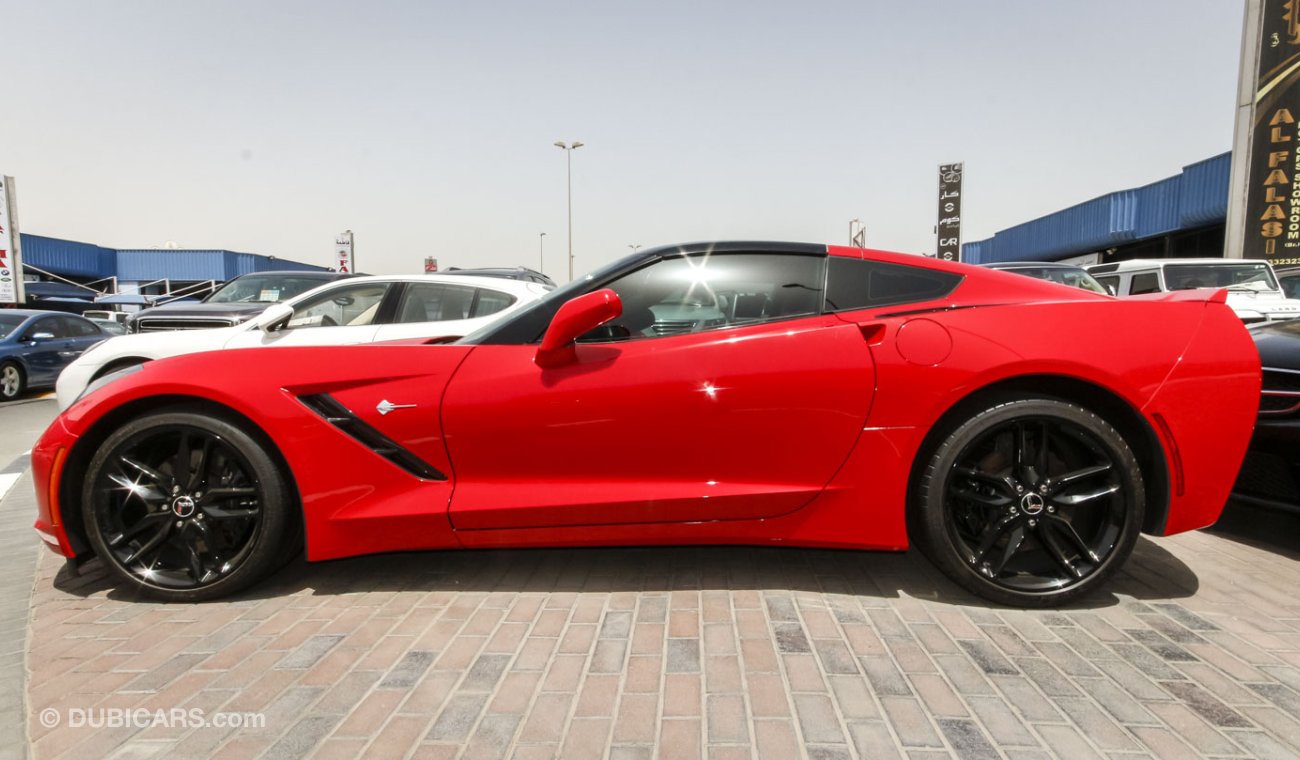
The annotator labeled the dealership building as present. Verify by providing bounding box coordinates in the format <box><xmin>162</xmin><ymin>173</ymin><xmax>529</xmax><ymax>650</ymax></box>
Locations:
<box><xmin>14</xmin><ymin>233</ymin><xmax>329</xmax><ymax>310</ymax></box>
<box><xmin>961</xmin><ymin>152</ymin><xmax>1232</xmax><ymax>267</ymax></box>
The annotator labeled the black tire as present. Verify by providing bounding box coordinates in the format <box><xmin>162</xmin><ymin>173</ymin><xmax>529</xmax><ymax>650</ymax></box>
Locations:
<box><xmin>914</xmin><ymin>397</ymin><xmax>1144</xmax><ymax>608</ymax></box>
<box><xmin>0</xmin><ymin>362</ymin><xmax>25</xmax><ymax>401</ymax></box>
<box><xmin>82</xmin><ymin>410</ymin><xmax>291</xmax><ymax>601</ymax></box>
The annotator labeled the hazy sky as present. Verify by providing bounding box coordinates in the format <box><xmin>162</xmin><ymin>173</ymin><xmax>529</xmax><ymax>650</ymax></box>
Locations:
<box><xmin>2</xmin><ymin>1</ymin><xmax>1244</xmax><ymax>278</ymax></box>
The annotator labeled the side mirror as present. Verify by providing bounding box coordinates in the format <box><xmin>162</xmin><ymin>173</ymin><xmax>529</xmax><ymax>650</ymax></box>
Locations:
<box><xmin>28</xmin><ymin>332</ymin><xmax>55</xmax><ymax>343</ymax></box>
<box><xmin>255</xmin><ymin>303</ymin><xmax>294</xmax><ymax>333</ymax></box>
<box><xmin>535</xmin><ymin>289</ymin><xmax>622</xmax><ymax>368</ymax></box>
<box><xmin>1105</xmin><ymin>284</ymin><xmax>1116</xmax><ymax>296</ymax></box>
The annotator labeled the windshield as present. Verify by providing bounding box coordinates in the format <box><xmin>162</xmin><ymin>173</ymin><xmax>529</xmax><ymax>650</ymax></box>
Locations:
<box><xmin>1164</xmin><ymin>263</ymin><xmax>1279</xmax><ymax>292</ymax></box>
<box><xmin>1005</xmin><ymin>266</ymin><xmax>1108</xmax><ymax>294</ymax></box>
<box><xmin>205</xmin><ymin>275</ymin><xmax>331</xmax><ymax>304</ymax></box>
<box><xmin>0</xmin><ymin>314</ymin><xmax>25</xmax><ymax>340</ymax></box>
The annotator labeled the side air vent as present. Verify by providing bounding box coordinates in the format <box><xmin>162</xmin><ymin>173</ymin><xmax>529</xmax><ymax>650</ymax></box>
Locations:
<box><xmin>298</xmin><ymin>394</ymin><xmax>448</xmax><ymax>481</ymax></box>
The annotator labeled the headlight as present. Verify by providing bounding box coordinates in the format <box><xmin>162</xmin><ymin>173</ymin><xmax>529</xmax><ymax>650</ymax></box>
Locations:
<box><xmin>77</xmin><ymin>363</ymin><xmax>145</xmax><ymax>404</ymax></box>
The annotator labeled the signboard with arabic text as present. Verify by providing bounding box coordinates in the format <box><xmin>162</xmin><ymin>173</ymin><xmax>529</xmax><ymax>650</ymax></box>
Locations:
<box><xmin>0</xmin><ymin>176</ymin><xmax>23</xmax><ymax>305</ymax></box>
<box><xmin>935</xmin><ymin>163</ymin><xmax>963</xmax><ymax>261</ymax></box>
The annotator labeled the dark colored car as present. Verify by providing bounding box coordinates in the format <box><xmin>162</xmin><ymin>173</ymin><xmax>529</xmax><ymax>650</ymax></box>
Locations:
<box><xmin>442</xmin><ymin>266</ymin><xmax>556</xmax><ymax>289</ymax></box>
<box><xmin>1277</xmin><ymin>266</ymin><xmax>1300</xmax><ymax>300</ymax></box>
<box><xmin>984</xmin><ymin>261</ymin><xmax>1111</xmax><ymax>294</ymax></box>
<box><xmin>126</xmin><ymin>271</ymin><xmax>349</xmax><ymax>333</ymax></box>
<box><xmin>1232</xmin><ymin>319</ymin><xmax>1300</xmax><ymax>512</ymax></box>
<box><xmin>0</xmin><ymin>310</ymin><xmax>106</xmax><ymax>401</ymax></box>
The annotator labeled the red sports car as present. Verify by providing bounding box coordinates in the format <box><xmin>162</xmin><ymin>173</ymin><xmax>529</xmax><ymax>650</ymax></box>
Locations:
<box><xmin>31</xmin><ymin>242</ymin><xmax>1260</xmax><ymax>607</ymax></box>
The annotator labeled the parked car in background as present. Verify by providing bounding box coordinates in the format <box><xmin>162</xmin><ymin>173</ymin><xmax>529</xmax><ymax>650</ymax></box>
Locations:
<box><xmin>1087</xmin><ymin>258</ymin><xmax>1300</xmax><ymax>324</ymax></box>
<box><xmin>983</xmin><ymin>261</ymin><xmax>1111</xmax><ymax>294</ymax></box>
<box><xmin>57</xmin><ymin>273</ymin><xmax>548</xmax><ymax>409</ymax></box>
<box><xmin>441</xmin><ymin>266</ymin><xmax>556</xmax><ymax>288</ymax></box>
<box><xmin>125</xmin><ymin>270</ymin><xmax>349</xmax><ymax>333</ymax></box>
<box><xmin>33</xmin><ymin>242</ymin><xmax>1259</xmax><ymax>607</ymax></box>
<box><xmin>1232</xmin><ymin>318</ymin><xmax>1300</xmax><ymax>512</ymax></box>
<box><xmin>88</xmin><ymin>318</ymin><xmax>127</xmax><ymax>336</ymax></box>
<box><xmin>0</xmin><ymin>310</ymin><xmax>106</xmax><ymax>401</ymax></box>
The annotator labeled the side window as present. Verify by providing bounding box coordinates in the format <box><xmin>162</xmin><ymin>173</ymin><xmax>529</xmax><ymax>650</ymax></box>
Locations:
<box><xmin>1130</xmin><ymin>272</ymin><xmax>1161</xmax><ymax>295</ymax></box>
<box><xmin>395</xmin><ymin>283</ymin><xmax>481</xmax><ymax>323</ymax></box>
<box><xmin>29</xmin><ymin>317</ymin><xmax>67</xmax><ymax>339</ymax></box>
<box><xmin>1281</xmin><ymin>275</ymin><xmax>1300</xmax><ymax>299</ymax></box>
<box><xmin>580</xmin><ymin>253</ymin><xmax>825</xmax><ymax>342</ymax></box>
<box><xmin>824</xmin><ymin>257</ymin><xmax>963</xmax><ymax>312</ymax></box>
<box><xmin>471</xmin><ymin>289</ymin><xmax>517</xmax><ymax>318</ymax></box>
<box><xmin>1094</xmin><ymin>275</ymin><xmax>1120</xmax><ymax>293</ymax></box>
<box><xmin>61</xmin><ymin>317</ymin><xmax>100</xmax><ymax>337</ymax></box>
<box><xmin>287</xmin><ymin>282</ymin><xmax>389</xmax><ymax>329</ymax></box>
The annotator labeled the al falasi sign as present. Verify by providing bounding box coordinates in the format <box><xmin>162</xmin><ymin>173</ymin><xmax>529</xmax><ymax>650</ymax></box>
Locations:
<box><xmin>1245</xmin><ymin>0</ymin><xmax>1300</xmax><ymax>264</ymax></box>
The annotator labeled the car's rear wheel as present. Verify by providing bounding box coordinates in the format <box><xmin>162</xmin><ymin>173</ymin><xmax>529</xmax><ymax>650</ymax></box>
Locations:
<box><xmin>914</xmin><ymin>397</ymin><xmax>1144</xmax><ymax>607</ymax></box>
<box><xmin>82</xmin><ymin>410</ymin><xmax>291</xmax><ymax>601</ymax></box>
<box><xmin>0</xmin><ymin>362</ymin><xmax>25</xmax><ymax>401</ymax></box>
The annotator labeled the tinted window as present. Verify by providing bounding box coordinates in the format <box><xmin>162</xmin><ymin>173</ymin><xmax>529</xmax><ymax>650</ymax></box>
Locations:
<box><xmin>395</xmin><ymin>283</ymin><xmax>483</xmax><ymax>323</ymax></box>
<box><xmin>0</xmin><ymin>315</ymin><xmax>24</xmax><ymax>340</ymax></box>
<box><xmin>1282</xmin><ymin>274</ymin><xmax>1300</xmax><ymax>299</ymax></box>
<box><xmin>1130</xmin><ymin>273</ymin><xmax>1161</xmax><ymax>295</ymax></box>
<box><xmin>825</xmin><ymin>257</ymin><xmax>962</xmax><ymax>312</ymax></box>
<box><xmin>581</xmin><ymin>253</ymin><xmax>825</xmax><ymax>342</ymax></box>
<box><xmin>28</xmin><ymin>317</ymin><xmax>67</xmax><ymax>339</ymax></box>
<box><xmin>60</xmin><ymin>316</ymin><xmax>101</xmax><ymax>337</ymax></box>
<box><xmin>1095</xmin><ymin>275</ymin><xmax>1119</xmax><ymax>293</ymax></box>
<box><xmin>472</xmin><ymin>289</ymin><xmax>517</xmax><ymax>318</ymax></box>
<box><xmin>287</xmin><ymin>282</ymin><xmax>389</xmax><ymax>328</ymax></box>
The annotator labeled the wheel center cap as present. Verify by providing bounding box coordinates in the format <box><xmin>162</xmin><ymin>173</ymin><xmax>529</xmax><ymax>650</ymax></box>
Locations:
<box><xmin>172</xmin><ymin>495</ymin><xmax>197</xmax><ymax>519</ymax></box>
<box><xmin>1020</xmin><ymin>492</ymin><xmax>1045</xmax><ymax>516</ymax></box>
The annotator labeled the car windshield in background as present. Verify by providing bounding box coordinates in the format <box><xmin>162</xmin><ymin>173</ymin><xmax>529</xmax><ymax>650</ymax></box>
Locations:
<box><xmin>0</xmin><ymin>314</ymin><xmax>24</xmax><ymax>340</ymax></box>
<box><xmin>1164</xmin><ymin>263</ymin><xmax>1279</xmax><ymax>291</ymax></box>
<box><xmin>205</xmin><ymin>276</ymin><xmax>331</xmax><ymax>304</ymax></box>
<box><xmin>1008</xmin><ymin>266</ymin><xmax>1108</xmax><ymax>294</ymax></box>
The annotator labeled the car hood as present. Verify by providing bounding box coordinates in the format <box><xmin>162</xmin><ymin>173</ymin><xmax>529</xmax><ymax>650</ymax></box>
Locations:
<box><xmin>1250</xmin><ymin>319</ymin><xmax>1300</xmax><ymax>369</ymax></box>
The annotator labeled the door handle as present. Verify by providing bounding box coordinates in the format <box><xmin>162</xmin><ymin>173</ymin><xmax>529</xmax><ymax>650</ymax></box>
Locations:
<box><xmin>858</xmin><ymin>323</ymin><xmax>885</xmax><ymax>344</ymax></box>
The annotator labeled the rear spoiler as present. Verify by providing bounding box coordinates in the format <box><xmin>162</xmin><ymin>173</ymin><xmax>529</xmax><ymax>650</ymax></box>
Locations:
<box><xmin>1126</xmin><ymin>288</ymin><xmax>1229</xmax><ymax>305</ymax></box>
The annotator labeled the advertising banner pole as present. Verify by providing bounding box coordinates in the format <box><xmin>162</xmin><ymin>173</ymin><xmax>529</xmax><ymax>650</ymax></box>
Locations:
<box><xmin>0</xmin><ymin>176</ymin><xmax>25</xmax><ymax>306</ymax></box>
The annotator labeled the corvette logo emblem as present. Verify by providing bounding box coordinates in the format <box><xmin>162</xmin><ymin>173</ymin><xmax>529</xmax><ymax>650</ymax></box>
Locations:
<box><xmin>376</xmin><ymin>399</ymin><xmax>416</xmax><ymax>416</ymax></box>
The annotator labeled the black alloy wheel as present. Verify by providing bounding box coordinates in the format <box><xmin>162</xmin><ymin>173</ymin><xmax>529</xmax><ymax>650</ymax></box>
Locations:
<box><xmin>82</xmin><ymin>410</ymin><xmax>291</xmax><ymax>601</ymax></box>
<box><xmin>915</xmin><ymin>397</ymin><xmax>1144</xmax><ymax>607</ymax></box>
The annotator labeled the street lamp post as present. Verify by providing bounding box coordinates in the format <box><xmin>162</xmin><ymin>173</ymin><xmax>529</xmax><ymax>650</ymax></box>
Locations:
<box><xmin>628</xmin><ymin>244</ymin><xmax>641</xmax><ymax>254</ymax></box>
<box><xmin>539</xmin><ymin>232</ymin><xmax>546</xmax><ymax>274</ymax></box>
<box><xmin>554</xmin><ymin>140</ymin><xmax>584</xmax><ymax>282</ymax></box>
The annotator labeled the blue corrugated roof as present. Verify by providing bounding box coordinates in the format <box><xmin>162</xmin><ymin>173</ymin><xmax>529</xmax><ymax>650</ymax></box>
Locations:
<box><xmin>17</xmin><ymin>234</ymin><xmax>330</xmax><ymax>281</ymax></box>
<box><xmin>20</xmin><ymin>234</ymin><xmax>116</xmax><ymax>278</ymax></box>
<box><xmin>963</xmin><ymin>152</ymin><xmax>1231</xmax><ymax>264</ymax></box>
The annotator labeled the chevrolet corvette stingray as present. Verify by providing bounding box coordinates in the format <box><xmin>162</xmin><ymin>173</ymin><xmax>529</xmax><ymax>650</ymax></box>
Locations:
<box><xmin>31</xmin><ymin>242</ymin><xmax>1260</xmax><ymax>607</ymax></box>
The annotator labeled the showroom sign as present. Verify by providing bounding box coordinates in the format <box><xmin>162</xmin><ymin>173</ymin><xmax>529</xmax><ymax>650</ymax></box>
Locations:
<box><xmin>0</xmin><ymin>175</ymin><xmax>24</xmax><ymax>306</ymax></box>
<box><xmin>335</xmin><ymin>230</ymin><xmax>354</xmax><ymax>273</ymax></box>
<box><xmin>935</xmin><ymin>163</ymin><xmax>963</xmax><ymax>261</ymax></box>
<box><xmin>1229</xmin><ymin>0</ymin><xmax>1300</xmax><ymax>264</ymax></box>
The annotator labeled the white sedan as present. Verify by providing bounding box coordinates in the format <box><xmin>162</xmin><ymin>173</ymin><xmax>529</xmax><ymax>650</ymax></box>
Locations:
<box><xmin>57</xmin><ymin>273</ymin><xmax>547</xmax><ymax>409</ymax></box>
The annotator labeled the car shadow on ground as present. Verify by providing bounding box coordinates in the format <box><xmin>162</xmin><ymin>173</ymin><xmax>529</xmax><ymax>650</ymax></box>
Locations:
<box><xmin>52</xmin><ymin>535</ymin><xmax>1198</xmax><ymax>611</ymax></box>
<box><xmin>1209</xmin><ymin>498</ymin><xmax>1300</xmax><ymax>560</ymax></box>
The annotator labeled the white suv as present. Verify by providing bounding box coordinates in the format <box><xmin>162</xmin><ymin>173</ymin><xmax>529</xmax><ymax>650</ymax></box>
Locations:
<box><xmin>57</xmin><ymin>273</ymin><xmax>547</xmax><ymax>409</ymax></box>
<box><xmin>1086</xmin><ymin>258</ymin><xmax>1300</xmax><ymax>324</ymax></box>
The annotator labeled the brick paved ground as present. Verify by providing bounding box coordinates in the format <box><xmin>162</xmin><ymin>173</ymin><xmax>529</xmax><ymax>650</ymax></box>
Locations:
<box><xmin>19</xmin><ymin>498</ymin><xmax>1300</xmax><ymax>759</ymax></box>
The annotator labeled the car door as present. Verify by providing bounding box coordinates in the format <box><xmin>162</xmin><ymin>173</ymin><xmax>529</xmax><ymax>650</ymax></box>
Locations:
<box><xmin>441</xmin><ymin>251</ymin><xmax>878</xmax><ymax>531</ymax></box>
<box><xmin>373</xmin><ymin>282</ymin><xmax>520</xmax><ymax>341</ymax></box>
<box><xmin>58</xmin><ymin>316</ymin><xmax>106</xmax><ymax>366</ymax></box>
<box><xmin>223</xmin><ymin>280</ymin><xmax>390</xmax><ymax>350</ymax></box>
<box><xmin>20</xmin><ymin>316</ymin><xmax>70</xmax><ymax>386</ymax></box>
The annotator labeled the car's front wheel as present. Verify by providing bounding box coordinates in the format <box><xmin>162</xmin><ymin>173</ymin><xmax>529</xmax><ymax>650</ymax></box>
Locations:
<box><xmin>82</xmin><ymin>410</ymin><xmax>292</xmax><ymax>601</ymax></box>
<box><xmin>914</xmin><ymin>397</ymin><xmax>1144</xmax><ymax>607</ymax></box>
